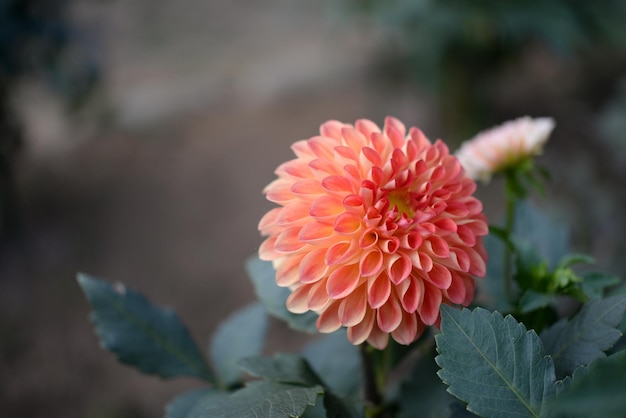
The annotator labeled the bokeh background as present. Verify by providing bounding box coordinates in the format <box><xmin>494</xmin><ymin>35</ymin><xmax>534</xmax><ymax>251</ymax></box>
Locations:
<box><xmin>1</xmin><ymin>1</ymin><xmax>626</xmax><ymax>417</ymax></box>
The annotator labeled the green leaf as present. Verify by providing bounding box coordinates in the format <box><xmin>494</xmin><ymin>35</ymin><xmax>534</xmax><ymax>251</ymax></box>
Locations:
<box><xmin>513</xmin><ymin>241</ymin><xmax>549</xmax><ymax>292</ymax></box>
<box><xmin>165</xmin><ymin>388</ymin><xmax>227</xmax><ymax>418</ymax></box>
<box><xmin>238</xmin><ymin>353</ymin><xmax>322</xmax><ymax>386</ymax></box>
<box><xmin>555</xmin><ymin>254</ymin><xmax>595</xmax><ymax>270</ymax></box>
<box><xmin>202</xmin><ymin>381</ymin><xmax>323</xmax><ymax>418</ymax></box>
<box><xmin>580</xmin><ymin>271</ymin><xmax>620</xmax><ymax>299</ymax></box>
<box><xmin>77</xmin><ymin>273</ymin><xmax>214</xmax><ymax>383</ymax></box>
<box><xmin>300</xmin><ymin>400</ymin><xmax>327</xmax><ymax>418</ymax></box>
<box><xmin>435</xmin><ymin>305</ymin><xmax>557</xmax><ymax>418</ymax></box>
<box><xmin>302</xmin><ymin>330</ymin><xmax>363</xmax><ymax>397</ymax></box>
<box><xmin>519</xmin><ymin>290</ymin><xmax>555</xmax><ymax>314</ymax></box>
<box><xmin>540</xmin><ymin>294</ymin><xmax>626</xmax><ymax>378</ymax></box>
<box><xmin>210</xmin><ymin>303</ymin><xmax>268</xmax><ymax>387</ymax></box>
<box><xmin>513</xmin><ymin>201</ymin><xmax>569</xmax><ymax>269</ymax></box>
<box><xmin>549</xmin><ymin>350</ymin><xmax>626</xmax><ymax>417</ymax></box>
<box><xmin>399</xmin><ymin>349</ymin><xmax>459</xmax><ymax>418</ymax></box>
<box><xmin>245</xmin><ymin>256</ymin><xmax>319</xmax><ymax>333</ymax></box>
<box><xmin>482</xmin><ymin>233</ymin><xmax>513</xmax><ymax>312</ymax></box>
<box><xmin>322</xmin><ymin>392</ymin><xmax>364</xmax><ymax>418</ymax></box>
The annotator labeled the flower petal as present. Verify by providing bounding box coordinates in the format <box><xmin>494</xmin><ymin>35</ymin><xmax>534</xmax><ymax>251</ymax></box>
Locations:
<box><xmin>347</xmin><ymin>308</ymin><xmax>375</xmax><ymax>345</ymax></box>
<box><xmin>286</xmin><ymin>285</ymin><xmax>311</xmax><ymax>313</ymax></box>
<box><xmin>320</xmin><ymin>120</ymin><xmax>345</xmax><ymax>141</ymax></box>
<box><xmin>377</xmin><ymin>296</ymin><xmax>402</xmax><ymax>333</ymax></box>
<box><xmin>308</xmin><ymin>280</ymin><xmax>330</xmax><ymax>310</ymax></box>
<box><xmin>276</xmin><ymin>254</ymin><xmax>304</xmax><ymax>286</ymax></box>
<box><xmin>326</xmin><ymin>264</ymin><xmax>361</xmax><ymax>299</ymax></box>
<box><xmin>366</xmin><ymin>322</ymin><xmax>389</xmax><ymax>350</ymax></box>
<box><xmin>338</xmin><ymin>286</ymin><xmax>367</xmax><ymax>327</ymax></box>
<box><xmin>445</xmin><ymin>270</ymin><xmax>467</xmax><ymax>305</ymax></box>
<box><xmin>334</xmin><ymin>211</ymin><xmax>362</xmax><ymax>234</ymax></box>
<box><xmin>275</xmin><ymin>227</ymin><xmax>307</xmax><ymax>253</ymax></box>
<box><xmin>400</xmin><ymin>275</ymin><xmax>424</xmax><ymax>314</ymax></box>
<box><xmin>258</xmin><ymin>237</ymin><xmax>280</xmax><ymax>260</ymax></box>
<box><xmin>388</xmin><ymin>252</ymin><xmax>412</xmax><ymax>284</ymax></box>
<box><xmin>299</xmin><ymin>248</ymin><xmax>328</xmax><ymax>284</ymax></box>
<box><xmin>317</xmin><ymin>301</ymin><xmax>342</xmax><ymax>333</ymax></box>
<box><xmin>310</xmin><ymin>196</ymin><xmax>344</xmax><ymax>219</ymax></box>
<box><xmin>359</xmin><ymin>248</ymin><xmax>383</xmax><ymax>277</ymax></box>
<box><xmin>258</xmin><ymin>207</ymin><xmax>281</xmax><ymax>231</ymax></box>
<box><xmin>419</xmin><ymin>280</ymin><xmax>442</xmax><ymax>326</ymax></box>
<box><xmin>322</xmin><ymin>175</ymin><xmax>355</xmax><ymax>193</ymax></box>
<box><xmin>298</xmin><ymin>221</ymin><xmax>334</xmax><ymax>243</ymax></box>
<box><xmin>291</xmin><ymin>179</ymin><xmax>324</xmax><ymax>196</ymax></box>
<box><xmin>391</xmin><ymin>311</ymin><xmax>423</xmax><ymax>345</ymax></box>
<box><xmin>325</xmin><ymin>240</ymin><xmax>359</xmax><ymax>266</ymax></box>
<box><xmin>275</xmin><ymin>203</ymin><xmax>311</xmax><ymax>226</ymax></box>
<box><xmin>425</xmin><ymin>262</ymin><xmax>453</xmax><ymax>289</ymax></box>
<box><xmin>367</xmin><ymin>273</ymin><xmax>391</xmax><ymax>309</ymax></box>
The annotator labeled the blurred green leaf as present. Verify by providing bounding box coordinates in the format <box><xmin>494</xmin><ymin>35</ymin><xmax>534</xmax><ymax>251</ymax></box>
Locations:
<box><xmin>300</xmin><ymin>400</ymin><xmax>327</xmax><ymax>418</ymax></box>
<box><xmin>398</xmin><ymin>349</ymin><xmax>459</xmax><ymax>418</ymax></box>
<box><xmin>301</xmin><ymin>330</ymin><xmax>363</xmax><ymax>397</ymax></box>
<box><xmin>518</xmin><ymin>289</ymin><xmax>555</xmax><ymax>314</ymax></box>
<box><xmin>77</xmin><ymin>273</ymin><xmax>214</xmax><ymax>383</ymax></box>
<box><xmin>580</xmin><ymin>271</ymin><xmax>620</xmax><ymax>299</ymax></box>
<box><xmin>238</xmin><ymin>353</ymin><xmax>322</xmax><ymax>387</ymax></box>
<box><xmin>246</xmin><ymin>256</ymin><xmax>319</xmax><ymax>334</ymax></box>
<box><xmin>209</xmin><ymin>303</ymin><xmax>268</xmax><ymax>387</ymax></box>
<box><xmin>513</xmin><ymin>241</ymin><xmax>549</xmax><ymax>292</ymax></box>
<box><xmin>435</xmin><ymin>306</ymin><xmax>557</xmax><ymax>417</ymax></box>
<box><xmin>322</xmin><ymin>392</ymin><xmax>364</xmax><ymax>418</ymax></box>
<box><xmin>549</xmin><ymin>350</ymin><xmax>626</xmax><ymax>417</ymax></box>
<box><xmin>202</xmin><ymin>381</ymin><xmax>323</xmax><ymax>418</ymax></box>
<box><xmin>165</xmin><ymin>388</ymin><xmax>227</xmax><ymax>418</ymax></box>
<box><xmin>540</xmin><ymin>294</ymin><xmax>626</xmax><ymax>378</ymax></box>
<box><xmin>482</xmin><ymin>233</ymin><xmax>513</xmax><ymax>312</ymax></box>
<box><xmin>513</xmin><ymin>201</ymin><xmax>569</xmax><ymax>270</ymax></box>
<box><xmin>555</xmin><ymin>254</ymin><xmax>595</xmax><ymax>270</ymax></box>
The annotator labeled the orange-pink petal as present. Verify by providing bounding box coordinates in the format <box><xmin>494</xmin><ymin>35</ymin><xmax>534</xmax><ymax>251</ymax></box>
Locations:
<box><xmin>316</xmin><ymin>301</ymin><xmax>342</xmax><ymax>333</ymax></box>
<box><xmin>259</xmin><ymin>116</ymin><xmax>488</xmax><ymax>348</ymax></box>
<box><xmin>338</xmin><ymin>286</ymin><xmax>367</xmax><ymax>327</ymax></box>
<box><xmin>299</xmin><ymin>248</ymin><xmax>328</xmax><ymax>284</ymax></box>
<box><xmin>419</xmin><ymin>280</ymin><xmax>442</xmax><ymax>325</ymax></box>
<box><xmin>377</xmin><ymin>296</ymin><xmax>402</xmax><ymax>333</ymax></box>
<box><xmin>367</xmin><ymin>273</ymin><xmax>391</xmax><ymax>309</ymax></box>
<box><xmin>359</xmin><ymin>248</ymin><xmax>383</xmax><ymax>277</ymax></box>
<box><xmin>326</xmin><ymin>264</ymin><xmax>361</xmax><ymax>299</ymax></box>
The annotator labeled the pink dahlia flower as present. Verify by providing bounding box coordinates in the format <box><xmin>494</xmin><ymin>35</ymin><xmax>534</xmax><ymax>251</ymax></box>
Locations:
<box><xmin>455</xmin><ymin>116</ymin><xmax>555</xmax><ymax>182</ymax></box>
<box><xmin>258</xmin><ymin>117</ymin><xmax>487</xmax><ymax>349</ymax></box>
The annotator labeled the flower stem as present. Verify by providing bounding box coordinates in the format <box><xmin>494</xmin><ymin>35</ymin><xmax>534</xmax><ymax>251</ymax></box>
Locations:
<box><xmin>503</xmin><ymin>174</ymin><xmax>517</xmax><ymax>301</ymax></box>
<box><xmin>361</xmin><ymin>344</ymin><xmax>387</xmax><ymax>417</ymax></box>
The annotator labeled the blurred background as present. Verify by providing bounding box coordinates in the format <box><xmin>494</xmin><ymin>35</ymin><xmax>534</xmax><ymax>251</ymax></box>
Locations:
<box><xmin>1</xmin><ymin>0</ymin><xmax>625</xmax><ymax>417</ymax></box>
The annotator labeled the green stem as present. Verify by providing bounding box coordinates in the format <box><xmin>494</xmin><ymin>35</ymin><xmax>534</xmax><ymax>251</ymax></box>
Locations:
<box><xmin>361</xmin><ymin>344</ymin><xmax>388</xmax><ymax>418</ymax></box>
<box><xmin>503</xmin><ymin>174</ymin><xmax>517</xmax><ymax>301</ymax></box>
<box><xmin>361</xmin><ymin>345</ymin><xmax>382</xmax><ymax>407</ymax></box>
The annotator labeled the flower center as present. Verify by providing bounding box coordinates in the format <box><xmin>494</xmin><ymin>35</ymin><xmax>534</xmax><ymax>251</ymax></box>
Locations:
<box><xmin>387</xmin><ymin>189</ymin><xmax>415</xmax><ymax>219</ymax></box>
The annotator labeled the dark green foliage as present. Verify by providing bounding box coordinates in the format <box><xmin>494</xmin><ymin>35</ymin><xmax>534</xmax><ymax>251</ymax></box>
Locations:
<box><xmin>77</xmin><ymin>273</ymin><xmax>215</xmax><ymax>383</ymax></box>
<box><xmin>540</xmin><ymin>294</ymin><xmax>626</xmax><ymax>378</ymax></box>
<box><xmin>210</xmin><ymin>303</ymin><xmax>268</xmax><ymax>387</ymax></box>
<box><xmin>238</xmin><ymin>354</ymin><xmax>322</xmax><ymax>387</ymax></box>
<box><xmin>550</xmin><ymin>351</ymin><xmax>626</xmax><ymax>417</ymax></box>
<box><xmin>246</xmin><ymin>257</ymin><xmax>319</xmax><ymax>333</ymax></box>
<box><xmin>436</xmin><ymin>306</ymin><xmax>557</xmax><ymax>417</ymax></box>
<box><xmin>165</xmin><ymin>388</ymin><xmax>228</xmax><ymax>418</ymax></box>
<box><xmin>301</xmin><ymin>330</ymin><xmax>363</xmax><ymax>397</ymax></box>
<box><xmin>398</xmin><ymin>348</ymin><xmax>459</xmax><ymax>418</ymax></box>
<box><xmin>202</xmin><ymin>381</ymin><xmax>323</xmax><ymax>418</ymax></box>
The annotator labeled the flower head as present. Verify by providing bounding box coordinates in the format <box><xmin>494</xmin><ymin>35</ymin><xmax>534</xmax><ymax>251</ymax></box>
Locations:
<box><xmin>455</xmin><ymin>116</ymin><xmax>555</xmax><ymax>182</ymax></box>
<box><xmin>258</xmin><ymin>117</ymin><xmax>487</xmax><ymax>349</ymax></box>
